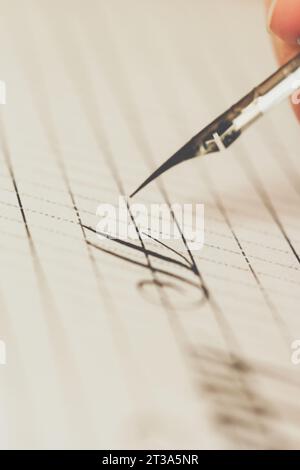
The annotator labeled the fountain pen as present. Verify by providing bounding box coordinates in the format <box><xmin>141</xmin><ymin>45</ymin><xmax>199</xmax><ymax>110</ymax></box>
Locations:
<box><xmin>131</xmin><ymin>52</ymin><xmax>300</xmax><ymax>198</ymax></box>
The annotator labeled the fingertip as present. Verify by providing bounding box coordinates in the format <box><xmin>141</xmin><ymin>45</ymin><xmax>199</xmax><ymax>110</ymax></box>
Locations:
<box><xmin>269</xmin><ymin>0</ymin><xmax>300</xmax><ymax>45</ymax></box>
<box><xmin>292</xmin><ymin>102</ymin><xmax>300</xmax><ymax>123</ymax></box>
<box><xmin>271</xmin><ymin>35</ymin><xmax>300</xmax><ymax>63</ymax></box>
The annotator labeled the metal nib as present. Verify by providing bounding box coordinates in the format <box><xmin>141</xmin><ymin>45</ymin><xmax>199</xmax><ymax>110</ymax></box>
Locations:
<box><xmin>130</xmin><ymin>134</ymin><xmax>216</xmax><ymax>198</ymax></box>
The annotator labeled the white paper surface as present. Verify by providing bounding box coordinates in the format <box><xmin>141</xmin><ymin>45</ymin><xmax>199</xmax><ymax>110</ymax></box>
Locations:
<box><xmin>0</xmin><ymin>0</ymin><xmax>300</xmax><ymax>449</ymax></box>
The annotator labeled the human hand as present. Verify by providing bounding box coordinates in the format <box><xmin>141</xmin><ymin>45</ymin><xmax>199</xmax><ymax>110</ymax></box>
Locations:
<box><xmin>266</xmin><ymin>0</ymin><xmax>300</xmax><ymax>121</ymax></box>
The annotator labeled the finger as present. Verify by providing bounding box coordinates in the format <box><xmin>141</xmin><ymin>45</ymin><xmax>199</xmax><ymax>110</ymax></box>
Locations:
<box><xmin>268</xmin><ymin>0</ymin><xmax>300</xmax><ymax>45</ymax></box>
<box><xmin>265</xmin><ymin>0</ymin><xmax>300</xmax><ymax>121</ymax></box>
<box><xmin>271</xmin><ymin>34</ymin><xmax>299</xmax><ymax>63</ymax></box>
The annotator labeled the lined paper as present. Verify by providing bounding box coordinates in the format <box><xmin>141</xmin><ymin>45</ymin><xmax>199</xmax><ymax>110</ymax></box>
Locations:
<box><xmin>0</xmin><ymin>0</ymin><xmax>300</xmax><ymax>449</ymax></box>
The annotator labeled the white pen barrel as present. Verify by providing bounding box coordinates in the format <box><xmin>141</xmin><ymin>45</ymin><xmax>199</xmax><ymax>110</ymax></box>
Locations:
<box><xmin>233</xmin><ymin>53</ymin><xmax>300</xmax><ymax>131</ymax></box>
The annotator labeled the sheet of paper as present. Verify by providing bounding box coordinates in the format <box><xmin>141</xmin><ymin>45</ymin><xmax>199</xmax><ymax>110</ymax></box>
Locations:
<box><xmin>0</xmin><ymin>0</ymin><xmax>300</xmax><ymax>449</ymax></box>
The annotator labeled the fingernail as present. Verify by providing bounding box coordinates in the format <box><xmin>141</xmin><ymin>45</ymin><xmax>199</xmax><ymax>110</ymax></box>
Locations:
<box><xmin>267</xmin><ymin>0</ymin><xmax>278</xmax><ymax>33</ymax></box>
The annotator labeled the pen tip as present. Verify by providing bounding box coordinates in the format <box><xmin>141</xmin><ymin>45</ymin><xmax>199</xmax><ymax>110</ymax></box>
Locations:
<box><xmin>130</xmin><ymin>136</ymin><xmax>202</xmax><ymax>197</ymax></box>
<box><xmin>129</xmin><ymin>181</ymin><xmax>148</xmax><ymax>198</ymax></box>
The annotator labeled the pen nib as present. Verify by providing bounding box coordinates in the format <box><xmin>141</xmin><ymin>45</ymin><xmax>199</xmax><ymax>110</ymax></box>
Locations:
<box><xmin>130</xmin><ymin>138</ymin><xmax>203</xmax><ymax>198</ymax></box>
